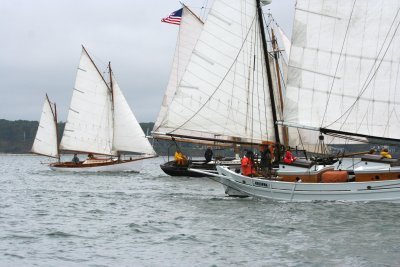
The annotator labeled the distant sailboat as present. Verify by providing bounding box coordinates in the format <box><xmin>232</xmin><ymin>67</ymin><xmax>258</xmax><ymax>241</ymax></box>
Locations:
<box><xmin>31</xmin><ymin>94</ymin><xmax>60</xmax><ymax>159</ymax></box>
<box><xmin>32</xmin><ymin>46</ymin><xmax>157</xmax><ymax>172</ymax></box>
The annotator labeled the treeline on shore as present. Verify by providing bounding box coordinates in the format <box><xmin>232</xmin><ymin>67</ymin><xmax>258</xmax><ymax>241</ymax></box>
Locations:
<box><xmin>0</xmin><ymin>119</ymin><xmax>216</xmax><ymax>157</ymax></box>
<box><xmin>1</xmin><ymin>119</ymin><xmax>397</xmax><ymax>158</ymax></box>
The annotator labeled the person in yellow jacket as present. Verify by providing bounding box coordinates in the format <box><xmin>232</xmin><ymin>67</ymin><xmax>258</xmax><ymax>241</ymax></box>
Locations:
<box><xmin>380</xmin><ymin>148</ymin><xmax>392</xmax><ymax>159</ymax></box>
<box><xmin>174</xmin><ymin>150</ymin><xmax>188</xmax><ymax>166</ymax></box>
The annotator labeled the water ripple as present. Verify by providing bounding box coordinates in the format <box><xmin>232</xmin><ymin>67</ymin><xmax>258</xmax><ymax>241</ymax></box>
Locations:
<box><xmin>1</xmin><ymin>155</ymin><xmax>400</xmax><ymax>267</ymax></box>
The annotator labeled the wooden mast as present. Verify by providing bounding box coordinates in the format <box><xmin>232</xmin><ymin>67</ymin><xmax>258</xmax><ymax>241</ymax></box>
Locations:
<box><xmin>108</xmin><ymin>61</ymin><xmax>117</xmax><ymax>158</ymax></box>
<box><xmin>108</xmin><ymin>62</ymin><xmax>114</xmax><ymax>106</ymax></box>
<box><xmin>271</xmin><ymin>28</ymin><xmax>288</xmax><ymax>147</ymax></box>
<box><xmin>256</xmin><ymin>0</ymin><xmax>280</xmax><ymax>144</ymax></box>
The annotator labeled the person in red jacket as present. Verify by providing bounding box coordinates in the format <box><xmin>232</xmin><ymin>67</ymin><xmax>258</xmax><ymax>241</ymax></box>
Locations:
<box><xmin>241</xmin><ymin>151</ymin><xmax>256</xmax><ymax>176</ymax></box>
<box><xmin>283</xmin><ymin>148</ymin><xmax>297</xmax><ymax>164</ymax></box>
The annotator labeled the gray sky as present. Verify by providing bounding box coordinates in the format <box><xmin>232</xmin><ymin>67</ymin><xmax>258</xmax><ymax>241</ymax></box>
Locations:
<box><xmin>0</xmin><ymin>0</ymin><xmax>295</xmax><ymax>122</ymax></box>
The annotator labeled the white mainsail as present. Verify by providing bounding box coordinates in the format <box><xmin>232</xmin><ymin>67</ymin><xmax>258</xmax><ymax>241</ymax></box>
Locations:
<box><xmin>284</xmin><ymin>0</ymin><xmax>400</xmax><ymax>151</ymax></box>
<box><xmin>155</xmin><ymin>0</ymin><xmax>278</xmax><ymax>144</ymax></box>
<box><xmin>112</xmin><ymin>76</ymin><xmax>156</xmax><ymax>155</ymax></box>
<box><xmin>60</xmin><ymin>48</ymin><xmax>115</xmax><ymax>155</ymax></box>
<box><xmin>154</xmin><ymin>6</ymin><xmax>204</xmax><ymax>136</ymax></box>
<box><xmin>31</xmin><ymin>95</ymin><xmax>59</xmax><ymax>158</ymax></box>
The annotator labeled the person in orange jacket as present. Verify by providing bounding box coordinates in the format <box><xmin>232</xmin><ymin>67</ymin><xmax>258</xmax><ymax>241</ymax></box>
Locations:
<box><xmin>283</xmin><ymin>147</ymin><xmax>297</xmax><ymax>164</ymax></box>
<box><xmin>241</xmin><ymin>151</ymin><xmax>256</xmax><ymax>176</ymax></box>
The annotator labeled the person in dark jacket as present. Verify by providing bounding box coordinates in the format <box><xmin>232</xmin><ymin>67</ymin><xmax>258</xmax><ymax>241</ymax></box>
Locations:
<box><xmin>72</xmin><ymin>154</ymin><xmax>80</xmax><ymax>164</ymax></box>
<box><xmin>204</xmin><ymin>147</ymin><xmax>213</xmax><ymax>162</ymax></box>
<box><xmin>259</xmin><ymin>145</ymin><xmax>272</xmax><ymax>176</ymax></box>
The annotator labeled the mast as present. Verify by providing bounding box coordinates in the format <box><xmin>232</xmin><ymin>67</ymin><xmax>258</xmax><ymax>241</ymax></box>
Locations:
<box><xmin>53</xmin><ymin>100</ymin><xmax>60</xmax><ymax>162</ymax></box>
<box><xmin>256</xmin><ymin>0</ymin><xmax>280</xmax><ymax>144</ymax></box>
<box><xmin>109</xmin><ymin>61</ymin><xmax>116</xmax><ymax>157</ymax></box>
<box><xmin>271</xmin><ymin>28</ymin><xmax>288</xmax><ymax>147</ymax></box>
<box><xmin>108</xmin><ymin>62</ymin><xmax>114</xmax><ymax>105</ymax></box>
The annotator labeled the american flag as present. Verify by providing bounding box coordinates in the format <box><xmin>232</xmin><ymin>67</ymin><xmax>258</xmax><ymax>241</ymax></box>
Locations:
<box><xmin>161</xmin><ymin>8</ymin><xmax>183</xmax><ymax>25</ymax></box>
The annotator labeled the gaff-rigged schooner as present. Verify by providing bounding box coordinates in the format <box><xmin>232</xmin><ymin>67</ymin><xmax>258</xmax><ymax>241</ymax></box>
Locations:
<box><xmin>32</xmin><ymin>46</ymin><xmax>157</xmax><ymax>172</ymax></box>
<box><xmin>198</xmin><ymin>0</ymin><xmax>400</xmax><ymax>202</ymax></box>
<box><xmin>153</xmin><ymin>2</ymin><xmax>286</xmax><ymax>176</ymax></box>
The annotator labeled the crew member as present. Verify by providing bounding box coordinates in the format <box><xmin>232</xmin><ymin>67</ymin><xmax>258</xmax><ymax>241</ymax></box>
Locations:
<box><xmin>283</xmin><ymin>148</ymin><xmax>297</xmax><ymax>164</ymax></box>
<box><xmin>241</xmin><ymin>151</ymin><xmax>256</xmax><ymax>176</ymax></box>
<box><xmin>174</xmin><ymin>150</ymin><xmax>188</xmax><ymax>166</ymax></box>
<box><xmin>380</xmin><ymin>148</ymin><xmax>392</xmax><ymax>159</ymax></box>
<box><xmin>204</xmin><ymin>147</ymin><xmax>213</xmax><ymax>163</ymax></box>
<box><xmin>72</xmin><ymin>153</ymin><xmax>80</xmax><ymax>164</ymax></box>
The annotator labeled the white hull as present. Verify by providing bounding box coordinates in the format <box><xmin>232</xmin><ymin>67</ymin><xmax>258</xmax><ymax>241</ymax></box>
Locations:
<box><xmin>49</xmin><ymin>156</ymin><xmax>155</xmax><ymax>172</ymax></box>
<box><xmin>210</xmin><ymin>166</ymin><xmax>400</xmax><ymax>203</ymax></box>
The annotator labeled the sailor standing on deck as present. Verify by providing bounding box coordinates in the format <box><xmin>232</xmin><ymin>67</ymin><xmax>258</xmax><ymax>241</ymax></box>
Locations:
<box><xmin>72</xmin><ymin>153</ymin><xmax>80</xmax><ymax>164</ymax></box>
<box><xmin>241</xmin><ymin>151</ymin><xmax>256</xmax><ymax>176</ymax></box>
<box><xmin>204</xmin><ymin>147</ymin><xmax>213</xmax><ymax>163</ymax></box>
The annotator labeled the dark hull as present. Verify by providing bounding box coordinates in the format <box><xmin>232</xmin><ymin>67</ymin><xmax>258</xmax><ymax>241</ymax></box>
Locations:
<box><xmin>160</xmin><ymin>161</ymin><xmax>216</xmax><ymax>177</ymax></box>
<box><xmin>160</xmin><ymin>159</ymin><xmax>243</xmax><ymax>177</ymax></box>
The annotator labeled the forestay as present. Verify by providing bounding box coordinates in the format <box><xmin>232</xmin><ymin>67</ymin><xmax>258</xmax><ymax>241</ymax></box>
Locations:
<box><xmin>284</xmin><ymin>0</ymin><xmax>400</xmax><ymax>151</ymax></box>
<box><xmin>155</xmin><ymin>0</ymin><xmax>278</xmax><ymax>144</ymax></box>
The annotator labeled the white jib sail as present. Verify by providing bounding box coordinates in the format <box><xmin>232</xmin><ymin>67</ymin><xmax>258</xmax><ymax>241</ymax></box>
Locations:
<box><xmin>156</xmin><ymin>0</ymin><xmax>277</xmax><ymax>144</ymax></box>
<box><xmin>284</xmin><ymin>0</ymin><xmax>400</xmax><ymax>150</ymax></box>
<box><xmin>60</xmin><ymin>48</ymin><xmax>115</xmax><ymax>155</ymax></box>
<box><xmin>31</xmin><ymin>95</ymin><xmax>59</xmax><ymax>158</ymax></box>
<box><xmin>112</xmin><ymin>76</ymin><xmax>156</xmax><ymax>155</ymax></box>
<box><xmin>154</xmin><ymin>6</ymin><xmax>204</xmax><ymax>135</ymax></box>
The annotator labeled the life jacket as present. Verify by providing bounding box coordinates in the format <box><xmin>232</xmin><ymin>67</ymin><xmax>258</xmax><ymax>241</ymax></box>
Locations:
<box><xmin>283</xmin><ymin>151</ymin><xmax>295</xmax><ymax>164</ymax></box>
<box><xmin>380</xmin><ymin>151</ymin><xmax>392</xmax><ymax>159</ymax></box>
<box><xmin>241</xmin><ymin>157</ymin><xmax>255</xmax><ymax>176</ymax></box>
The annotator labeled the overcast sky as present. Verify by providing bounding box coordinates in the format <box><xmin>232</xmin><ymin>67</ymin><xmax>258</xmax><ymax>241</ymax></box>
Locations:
<box><xmin>0</xmin><ymin>0</ymin><xmax>295</xmax><ymax>122</ymax></box>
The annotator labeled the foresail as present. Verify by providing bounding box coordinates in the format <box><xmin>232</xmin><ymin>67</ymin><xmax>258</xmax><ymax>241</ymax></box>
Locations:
<box><xmin>155</xmin><ymin>0</ymin><xmax>277</xmax><ymax>144</ymax></box>
<box><xmin>284</xmin><ymin>0</ymin><xmax>400</xmax><ymax>150</ymax></box>
<box><xmin>154</xmin><ymin>6</ymin><xmax>204</xmax><ymax>135</ymax></box>
<box><xmin>60</xmin><ymin>48</ymin><xmax>115</xmax><ymax>155</ymax></box>
<box><xmin>112</xmin><ymin>77</ymin><xmax>156</xmax><ymax>155</ymax></box>
<box><xmin>31</xmin><ymin>96</ymin><xmax>59</xmax><ymax>158</ymax></box>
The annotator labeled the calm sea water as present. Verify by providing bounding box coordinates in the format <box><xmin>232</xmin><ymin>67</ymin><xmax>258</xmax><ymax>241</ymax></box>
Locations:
<box><xmin>1</xmin><ymin>154</ymin><xmax>400</xmax><ymax>267</ymax></box>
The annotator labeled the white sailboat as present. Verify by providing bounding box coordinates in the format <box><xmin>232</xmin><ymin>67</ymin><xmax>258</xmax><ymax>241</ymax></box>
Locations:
<box><xmin>194</xmin><ymin>0</ymin><xmax>400</xmax><ymax>202</ymax></box>
<box><xmin>33</xmin><ymin>46</ymin><xmax>157</xmax><ymax>172</ymax></box>
<box><xmin>153</xmin><ymin>2</ymin><xmax>286</xmax><ymax>176</ymax></box>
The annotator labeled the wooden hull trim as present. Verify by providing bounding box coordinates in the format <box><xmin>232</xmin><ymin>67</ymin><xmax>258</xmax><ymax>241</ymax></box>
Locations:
<box><xmin>49</xmin><ymin>155</ymin><xmax>157</xmax><ymax>172</ymax></box>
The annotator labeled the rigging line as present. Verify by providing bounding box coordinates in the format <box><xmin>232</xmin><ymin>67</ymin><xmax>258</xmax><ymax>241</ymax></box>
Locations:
<box><xmin>201</xmin><ymin>0</ymin><xmax>209</xmax><ymax>19</ymax></box>
<box><xmin>170</xmin><ymin>14</ymin><xmax>258</xmax><ymax>134</ymax></box>
<box><xmin>321</xmin><ymin>0</ymin><xmax>358</xmax><ymax>128</ymax></box>
<box><xmin>297</xmin><ymin>128</ymin><xmax>306</xmax><ymax>152</ymax></box>
<box><xmin>326</xmin><ymin>6</ymin><xmax>400</xmax><ymax>130</ymax></box>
